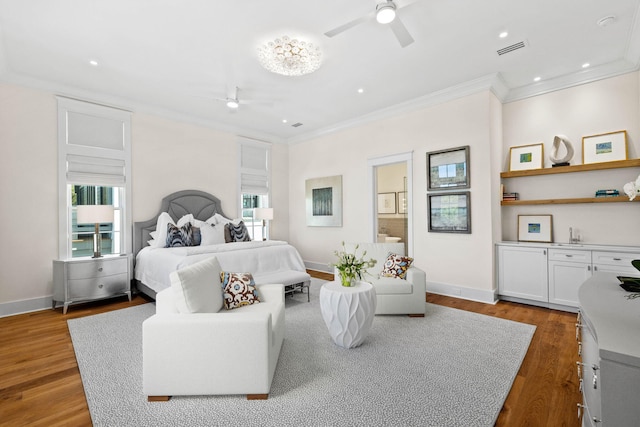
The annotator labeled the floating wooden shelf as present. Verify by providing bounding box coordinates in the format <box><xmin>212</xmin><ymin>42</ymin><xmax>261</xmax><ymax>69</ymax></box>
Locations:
<box><xmin>500</xmin><ymin>159</ymin><xmax>640</xmax><ymax>179</ymax></box>
<box><xmin>501</xmin><ymin>196</ymin><xmax>638</xmax><ymax>206</ymax></box>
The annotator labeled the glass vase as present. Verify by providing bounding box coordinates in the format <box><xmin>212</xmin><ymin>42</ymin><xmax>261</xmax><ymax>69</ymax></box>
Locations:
<box><xmin>340</xmin><ymin>272</ymin><xmax>355</xmax><ymax>287</ymax></box>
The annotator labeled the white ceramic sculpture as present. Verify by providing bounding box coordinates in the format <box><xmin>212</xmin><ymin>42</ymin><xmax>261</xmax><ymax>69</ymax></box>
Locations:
<box><xmin>549</xmin><ymin>135</ymin><xmax>574</xmax><ymax>166</ymax></box>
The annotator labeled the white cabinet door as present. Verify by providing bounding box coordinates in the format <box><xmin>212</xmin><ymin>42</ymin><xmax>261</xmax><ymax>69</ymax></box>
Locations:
<box><xmin>548</xmin><ymin>260</ymin><xmax>591</xmax><ymax>307</ymax></box>
<box><xmin>498</xmin><ymin>245</ymin><xmax>548</xmax><ymax>302</ymax></box>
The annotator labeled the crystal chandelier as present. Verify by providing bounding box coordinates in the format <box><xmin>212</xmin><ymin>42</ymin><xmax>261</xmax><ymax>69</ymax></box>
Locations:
<box><xmin>257</xmin><ymin>36</ymin><xmax>322</xmax><ymax>76</ymax></box>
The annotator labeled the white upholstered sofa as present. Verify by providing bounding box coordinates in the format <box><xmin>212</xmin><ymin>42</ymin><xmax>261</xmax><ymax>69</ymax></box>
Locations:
<box><xmin>142</xmin><ymin>256</ymin><xmax>285</xmax><ymax>401</ymax></box>
<box><xmin>337</xmin><ymin>242</ymin><xmax>426</xmax><ymax>316</ymax></box>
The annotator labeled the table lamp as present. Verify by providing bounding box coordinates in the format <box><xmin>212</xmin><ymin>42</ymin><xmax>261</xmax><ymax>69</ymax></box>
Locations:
<box><xmin>77</xmin><ymin>205</ymin><xmax>114</xmax><ymax>258</ymax></box>
<box><xmin>254</xmin><ymin>207</ymin><xmax>274</xmax><ymax>241</ymax></box>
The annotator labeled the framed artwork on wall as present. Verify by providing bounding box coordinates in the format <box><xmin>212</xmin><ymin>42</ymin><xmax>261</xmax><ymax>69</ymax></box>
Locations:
<box><xmin>582</xmin><ymin>130</ymin><xmax>627</xmax><ymax>164</ymax></box>
<box><xmin>509</xmin><ymin>143</ymin><xmax>544</xmax><ymax>171</ymax></box>
<box><xmin>427</xmin><ymin>146</ymin><xmax>470</xmax><ymax>190</ymax></box>
<box><xmin>517</xmin><ymin>214</ymin><xmax>553</xmax><ymax>243</ymax></box>
<box><xmin>305</xmin><ymin>175</ymin><xmax>342</xmax><ymax>227</ymax></box>
<box><xmin>377</xmin><ymin>192</ymin><xmax>397</xmax><ymax>214</ymax></box>
<box><xmin>427</xmin><ymin>192</ymin><xmax>471</xmax><ymax>233</ymax></box>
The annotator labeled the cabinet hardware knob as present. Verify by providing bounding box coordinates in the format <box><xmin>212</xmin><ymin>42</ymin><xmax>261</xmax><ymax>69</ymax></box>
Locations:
<box><xmin>613</xmin><ymin>257</ymin><xmax>622</xmax><ymax>261</ymax></box>
<box><xmin>587</xmin><ymin>265</ymin><xmax>591</xmax><ymax>271</ymax></box>
<box><xmin>594</xmin><ymin>266</ymin><xmax>598</xmax><ymax>271</ymax></box>
<box><xmin>98</xmin><ymin>267</ymin><xmax>103</xmax><ymax>272</ymax></box>
<box><xmin>98</xmin><ymin>284</ymin><xmax>104</xmax><ymax>289</ymax></box>
<box><xmin>578</xmin><ymin>342</ymin><xmax>582</xmax><ymax>356</ymax></box>
<box><xmin>577</xmin><ymin>403</ymin><xmax>584</xmax><ymax>420</ymax></box>
<box><xmin>565</xmin><ymin>254</ymin><xmax>573</xmax><ymax>258</ymax></box>
<box><xmin>592</xmin><ymin>373</ymin><xmax>598</xmax><ymax>389</ymax></box>
<box><xmin>579</xmin><ymin>378</ymin><xmax>583</xmax><ymax>392</ymax></box>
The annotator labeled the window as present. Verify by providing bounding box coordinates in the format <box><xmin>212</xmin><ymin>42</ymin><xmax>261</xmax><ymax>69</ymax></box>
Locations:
<box><xmin>238</xmin><ymin>139</ymin><xmax>271</xmax><ymax>240</ymax></box>
<box><xmin>57</xmin><ymin>97</ymin><xmax>131</xmax><ymax>259</ymax></box>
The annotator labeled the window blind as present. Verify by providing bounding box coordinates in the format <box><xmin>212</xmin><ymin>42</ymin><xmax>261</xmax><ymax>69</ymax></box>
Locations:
<box><xmin>240</xmin><ymin>141</ymin><xmax>270</xmax><ymax>195</ymax></box>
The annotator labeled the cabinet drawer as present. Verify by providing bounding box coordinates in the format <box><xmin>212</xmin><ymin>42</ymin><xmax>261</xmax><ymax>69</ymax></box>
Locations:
<box><xmin>592</xmin><ymin>251</ymin><xmax>640</xmax><ymax>268</ymax></box>
<box><xmin>548</xmin><ymin>248</ymin><xmax>591</xmax><ymax>263</ymax></box>
<box><xmin>67</xmin><ymin>257</ymin><xmax>128</xmax><ymax>279</ymax></box>
<box><xmin>68</xmin><ymin>273</ymin><xmax>129</xmax><ymax>300</ymax></box>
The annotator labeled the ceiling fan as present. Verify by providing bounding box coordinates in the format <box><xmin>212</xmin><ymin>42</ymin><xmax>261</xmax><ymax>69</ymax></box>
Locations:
<box><xmin>195</xmin><ymin>86</ymin><xmax>272</xmax><ymax>111</ymax></box>
<box><xmin>324</xmin><ymin>0</ymin><xmax>417</xmax><ymax>48</ymax></box>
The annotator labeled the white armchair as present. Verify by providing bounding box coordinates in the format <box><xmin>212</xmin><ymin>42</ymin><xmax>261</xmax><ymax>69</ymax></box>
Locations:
<box><xmin>142</xmin><ymin>256</ymin><xmax>285</xmax><ymax>401</ymax></box>
<box><xmin>336</xmin><ymin>243</ymin><xmax>426</xmax><ymax>316</ymax></box>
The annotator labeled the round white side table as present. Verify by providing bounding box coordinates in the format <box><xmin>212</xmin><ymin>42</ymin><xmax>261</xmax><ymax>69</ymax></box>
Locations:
<box><xmin>319</xmin><ymin>280</ymin><xmax>377</xmax><ymax>348</ymax></box>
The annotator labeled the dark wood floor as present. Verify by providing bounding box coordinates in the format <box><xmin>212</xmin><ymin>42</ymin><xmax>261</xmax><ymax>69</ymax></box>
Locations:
<box><xmin>0</xmin><ymin>271</ymin><xmax>580</xmax><ymax>427</ymax></box>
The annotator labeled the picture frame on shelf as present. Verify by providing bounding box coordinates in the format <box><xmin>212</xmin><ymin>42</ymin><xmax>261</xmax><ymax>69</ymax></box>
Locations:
<box><xmin>427</xmin><ymin>145</ymin><xmax>470</xmax><ymax>190</ymax></box>
<box><xmin>377</xmin><ymin>192</ymin><xmax>397</xmax><ymax>214</ymax></box>
<box><xmin>427</xmin><ymin>191</ymin><xmax>471</xmax><ymax>233</ymax></box>
<box><xmin>509</xmin><ymin>143</ymin><xmax>544</xmax><ymax>171</ymax></box>
<box><xmin>305</xmin><ymin>175</ymin><xmax>343</xmax><ymax>227</ymax></box>
<box><xmin>397</xmin><ymin>191</ymin><xmax>407</xmax><ymax>214</ymax></box>
<box><xmin>517</xmin><ymin>214</ymin><xmax>553</xmax><ymax>243</ymax></box>
<box><xmin>582</xmin><ymin>130</ymin><xmax>627</xmax><ymax>164</ymax></box>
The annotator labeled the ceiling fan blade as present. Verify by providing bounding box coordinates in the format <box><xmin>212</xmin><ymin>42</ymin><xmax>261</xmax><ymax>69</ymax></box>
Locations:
<box><xmin>324</xmin><ymin>11</ymin><xmax>375</xmax><ymax>37</ymax></box>
<box><xmin>389</xmin><ymin>16</ymin><xmax>414</xmax><ymax>47</ymax></box>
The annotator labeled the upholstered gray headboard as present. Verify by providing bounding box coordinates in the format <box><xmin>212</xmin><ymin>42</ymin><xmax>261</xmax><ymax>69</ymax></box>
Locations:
<box><xmin>133</xmin><ymin>190</ymin><xmax>230</xmax><ymax>257</ymax></box>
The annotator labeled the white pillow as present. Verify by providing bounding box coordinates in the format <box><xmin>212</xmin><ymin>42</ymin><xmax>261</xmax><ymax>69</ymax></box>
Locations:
<box><xmin>199</xmin><ymin>223</ymin><xmax>226</xmax><ymax>245</ymax></box>
<box><xmin>170</xmin><ymin>256</ymin><xmax>223</xmax><ymax>313</ymax></box>
<box><xmin>211</xmin><ymin>213</ymin><xmax>231</xmax><ymax>225</ymax></box>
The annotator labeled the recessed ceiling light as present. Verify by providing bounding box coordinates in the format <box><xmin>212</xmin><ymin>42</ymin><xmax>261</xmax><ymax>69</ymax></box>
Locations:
<box><xmin>582</xmin><ymin>62</ymin><xmax>590</xmax><ymax>68</ymax></box>
<box><xmin>357</xmin><ymin>88</ymin><xmax>364</xmax><ymax>94</ymax></box>
<box><xmin>533</xmin><ymin>76</ymin><xmax>541</xmax><ymax>82</ymax></box>
<box><xmin>499</xmin><ymin>31</ymin><xmax>508</xmax><ymax>38</ymax></box>
<box><xmin>89</xmin><ymin>60</ymin><xmax>98</xmax><ymax>66</ymax></box>
<box><xmin>282</xmin><ymin>119</ymin><xmax>288</xmax><ymax>124</ymax></box>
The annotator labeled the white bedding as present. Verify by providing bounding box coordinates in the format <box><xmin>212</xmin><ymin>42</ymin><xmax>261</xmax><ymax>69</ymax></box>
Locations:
<box><xmin>134</xmin><ymin>240</ymin><xmax>307</xmax><ymax>294</ymax></box>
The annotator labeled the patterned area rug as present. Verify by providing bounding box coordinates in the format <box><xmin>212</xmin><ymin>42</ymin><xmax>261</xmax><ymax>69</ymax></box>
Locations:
<box><xmin>68</xmin><ymin>279</ymin><xmax>535</xmax><ymax>427</ymax></box>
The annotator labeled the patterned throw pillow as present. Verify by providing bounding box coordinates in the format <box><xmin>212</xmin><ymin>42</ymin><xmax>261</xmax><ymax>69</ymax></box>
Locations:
<box><xmin>380</xmin><ymin>253</ymin><xmax>414</xmax><ymax>279</ymax></box>
<box><xmin>219</xmin><ymin>272</ymin><xmax>260</xmax><ymax>310</ymax></box>
<box><xmin>166</xmin><ymin>222</ymin><xmax>197</xmax><ymax>247</ymax></box>
<box><xmin>224</xmin><ymin>221</ymin><xmax>252</xmax><ymax>243</ymax></box>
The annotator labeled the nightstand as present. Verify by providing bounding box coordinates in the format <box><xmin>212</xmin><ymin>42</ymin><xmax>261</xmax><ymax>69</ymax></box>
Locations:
<box><xmin>52</xmin><ymin>254</ymin><xmax>132</xmax><ymax>314</ymax></box>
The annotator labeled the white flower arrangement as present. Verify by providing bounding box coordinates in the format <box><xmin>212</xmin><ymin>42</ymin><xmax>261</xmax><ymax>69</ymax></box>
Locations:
<box><xmin>330</xmin><ymin>242</ymin><xmax>377</xmax><ymax>287</ymax></box>
<box><xmin>623</xmin><ymin>174</ymin><xmax>640</xmax><ymax>201</ymax></box>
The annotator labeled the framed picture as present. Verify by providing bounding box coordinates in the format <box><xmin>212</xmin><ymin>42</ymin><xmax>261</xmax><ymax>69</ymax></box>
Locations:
<box><xmin>377</xmin><ymin>192</ymin><xmax>396</xmax><ymax>214</ymax></box>
<box><xmin>427</xmin><ymin>146</ymin><xmax>470</xmax><ymax>190</ymax></box>
<box><xmin>305</xmin><ymin>175</ymin><xmax>342</xmax><ymax>227</ymax></box>
<box><xmin>428</xmin><ymin>192</ymin><xmax>471</xmax><ymax>233</ymax></box>
<box><xmin>582</xmin><ymin>130</ymin><xmax>627</xmax><ymax>164</ymax></box>
<box><xmin>509</xmin><ymin>143</ymin><xmax>544</xmax><ymax>171</ymax></box>
<box><xmin>397</xmin><ymin>191</ymin><xmax>407</xmax><ymax>214</ymax></box>
<box><xmin>517</xmin><ymin>215</ymin><xmax>553</xmax><ymax>243</ymax></box>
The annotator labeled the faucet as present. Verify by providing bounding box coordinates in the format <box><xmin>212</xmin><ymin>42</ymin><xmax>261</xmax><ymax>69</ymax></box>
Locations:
<box><xmin>569</xmin><ymin>227</ymin><xmax>580</xmax><ymax>244</ymax></box>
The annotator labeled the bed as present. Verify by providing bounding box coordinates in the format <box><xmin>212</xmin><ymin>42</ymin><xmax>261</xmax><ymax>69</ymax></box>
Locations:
<box><xmin>133</xmin><ymin>190</ymin><xmax>310</xmax><ymax>300</ymax></box>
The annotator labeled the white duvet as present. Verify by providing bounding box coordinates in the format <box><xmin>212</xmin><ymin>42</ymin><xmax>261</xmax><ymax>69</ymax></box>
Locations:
<box><xmin>134</xmin><ymin>240</ymin><xmax>307</xmax><ymax>293</ymax></box>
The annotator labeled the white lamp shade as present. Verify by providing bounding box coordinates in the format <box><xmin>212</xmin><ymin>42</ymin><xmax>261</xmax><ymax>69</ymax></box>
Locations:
<box><xmin>254</xmin><ymin>207</ymin><xmax>274</xmax><ymax>221</ymax></box>
<box><xmin>77</xmin><ymin>205</ymin><xmax>114</xmax><ymax>224</ymax></box>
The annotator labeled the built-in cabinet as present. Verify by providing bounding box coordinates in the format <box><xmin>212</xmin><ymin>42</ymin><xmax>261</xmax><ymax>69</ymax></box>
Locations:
<box><xmin>497</xmin><ymin>243</ymin><xmax>640</xmax><ymax>311</ymax></box>
<box><xmin>577</xmin><ymin>273</ymin><xmax>640</xmax><ymax>426</ymax></box>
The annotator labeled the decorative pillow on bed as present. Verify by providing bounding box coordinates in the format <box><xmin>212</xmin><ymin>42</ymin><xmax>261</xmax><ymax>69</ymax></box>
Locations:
<box><xmin>166</xmin><ymin>222</ymin><xmax>198</xmax><ymax>247</ymax></box>
<box><xmin>219</xmin><ymin>272</ymin><xmax>260</xmax><ymax>310</ymax></box>
<box><xmin>194</xmin><ymin>220</ymin><xmax>225</xmax><ymax>245</ymax></box>
<box><xmin>224</xmin><ymin>221</ymin><xmax>251</xmax><ymax>243</ymax></box>
<box><xmin>380</xmin><ymin>253</ymin><xmax>414</xmax><ymax>279</ymax></box>
<box><xmin>153</xmin><ymin>213</ymin><xmax>194</xmax><ymax>247</ymax></box>
<box><xmin>170</xmin><ymin>256</ymin><xmax>224</xmax><ymax>313</ymax></box>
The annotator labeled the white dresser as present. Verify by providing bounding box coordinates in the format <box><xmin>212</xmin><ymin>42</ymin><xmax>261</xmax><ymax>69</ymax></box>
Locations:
<box><xmin>53</xmin><ymin>254</ymin><xmax>131</xmax><ymax>314</ymax></box>
<box><xmin>576</xmin><ymin>273</ymin><xmax>640</xmax><ymax>426</ymax></box>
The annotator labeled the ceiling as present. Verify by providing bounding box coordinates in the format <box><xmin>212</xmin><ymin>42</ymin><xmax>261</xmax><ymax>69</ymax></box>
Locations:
<box><xmin>1</xmin><ymin>0</ymin><xmax>639</xmax><ymax>144</ymax></box>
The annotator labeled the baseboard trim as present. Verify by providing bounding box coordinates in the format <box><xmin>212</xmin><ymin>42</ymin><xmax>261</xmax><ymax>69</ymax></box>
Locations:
<box><xmin>0</xmin><ymin>296</ymin><xmax>52</xmax><ymax>318</ymax></box>
<box><xmin>426</xmin><ymin>281</ymin><xmax>498</xmax><ymax>304</ymax></box>
<box><xmin>304</xmin><ymin>261</ymin><xmax>332</xmax><ymax>273</ymax></box>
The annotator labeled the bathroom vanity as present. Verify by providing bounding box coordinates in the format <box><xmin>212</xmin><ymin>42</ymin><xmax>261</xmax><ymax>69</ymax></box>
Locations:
<box><xmin>496</xmin><ymin>242</ymin><xmax>640</xmax><ymax>311</ymax></box>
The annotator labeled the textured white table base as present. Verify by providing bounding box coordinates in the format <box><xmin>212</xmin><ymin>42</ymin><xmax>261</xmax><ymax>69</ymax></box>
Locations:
<box><xmin>319</xmin><ymin>281</ymin><xmax>377</xmax><ymax>348</ymax></box>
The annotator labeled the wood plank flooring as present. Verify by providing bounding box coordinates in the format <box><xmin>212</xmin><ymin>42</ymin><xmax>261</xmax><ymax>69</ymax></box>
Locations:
<box><xmin>0</xmin><ymin>271</ymin><xmax>580</xmax><ymax>427</ymax></box>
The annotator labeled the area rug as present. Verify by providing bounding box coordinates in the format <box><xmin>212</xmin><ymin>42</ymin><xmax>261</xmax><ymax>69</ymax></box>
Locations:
<box><xmin>68</xmin><ymin>279</ymin><xmax>535</xmax><ymax>427</ymax></box>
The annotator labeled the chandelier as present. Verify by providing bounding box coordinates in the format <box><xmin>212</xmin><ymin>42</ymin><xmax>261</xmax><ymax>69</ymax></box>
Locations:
<box><xmin>257</xmin><ymin>36</ymin><xmax>322</xmax><ymax>76</ymax></box>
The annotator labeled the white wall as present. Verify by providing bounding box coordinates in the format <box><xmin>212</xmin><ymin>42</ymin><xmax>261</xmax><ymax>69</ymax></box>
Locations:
<box><xmin>289</xmin><ymin>91</ymin><xmax>500</xmax><ymax>302</ymax></box>
<box><xmin>502</xmin><ymin>72</ymin><xmax>640</xmax><ymax>245</ymax></box>
<box><xmin>0</xmin><ymin>84</ymin><xmax>58</xmax><ymax>311</ymax></box>
<box><xmin>0</xmin><ymin>84</ymin><xmax>290</xmax><ymax>315</ymax></box>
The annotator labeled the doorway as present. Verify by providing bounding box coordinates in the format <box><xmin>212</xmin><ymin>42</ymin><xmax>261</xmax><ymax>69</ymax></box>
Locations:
<box><xmin>368</xmin><ymin>152</ymin><xmax>413</xmax><ymax>256</ymax></box>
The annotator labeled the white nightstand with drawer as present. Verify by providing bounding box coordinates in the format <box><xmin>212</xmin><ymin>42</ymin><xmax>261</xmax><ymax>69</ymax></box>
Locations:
<box><xmin>53</xmin><ymin>254</ymin><xmax>132</xmax><ymax>314</ymax></box>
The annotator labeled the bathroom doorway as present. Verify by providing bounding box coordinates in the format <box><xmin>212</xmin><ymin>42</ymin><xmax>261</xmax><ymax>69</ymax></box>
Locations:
<box><xmin>368</xmin><ymin>152</ymin><xmax>413</xmax><ymax>256</ymax></box>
